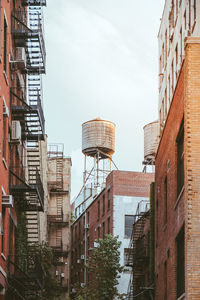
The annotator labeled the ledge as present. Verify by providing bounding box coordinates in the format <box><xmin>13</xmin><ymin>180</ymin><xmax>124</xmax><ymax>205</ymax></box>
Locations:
<box><xmin>1</xmin><ymin>253</ymin><xmax>6</xmax><ymax>261</ymax></box>
<box><xmin>3</xmin><ymin>71</ymin><xmax>8</xmax><ymax>86</ymax></box>
<box><xmin>174</xmin><ymin>186</ymin><xmax>184</xmax><ymax>210</ymax></box>
<box><xmin>177</xmin><ymin>293</ymin><xmax>186</xmax><ymax>300</ymax></box>
<box><xmin>2</xmin><ymin>158</ymin><xmax>8</xmax><ymax>170</ymax></box>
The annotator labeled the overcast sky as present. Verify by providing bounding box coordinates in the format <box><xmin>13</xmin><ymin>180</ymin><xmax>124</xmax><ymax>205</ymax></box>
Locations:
<box><xmin>43</xmin><ymin>1</ymin><xmax>165</xmax><ymax>200</ymax></box>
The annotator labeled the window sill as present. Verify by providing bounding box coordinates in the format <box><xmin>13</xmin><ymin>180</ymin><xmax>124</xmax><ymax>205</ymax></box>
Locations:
<box><xmin>192</xmin><ymin>20</ymin><xmax>196</xmax><ymax>34</ymax></box>
<box><xmin>177</xmin><ymin>293</ymin><xmax>186</xmax><ymax>300</ymax></box>
<box><xmin>2</xmin><ymin>158</ymin><xmax>8</xmax><ymax>170</ymax></box>
<box><xmin>3</xmin><ymin>71</ymin><xmax>8</xmax><ymax>86</ymax></box>
<box><xmin>1</xmin><ymin>253</ymin><xmax>6</xmax><ymax>261</ymax></box>
<box><xmin>174</xmin><ymin>186</ymin><xmax>184</xmax><ymax>210</ymax></box>
<box><xmin>163</xmin><ymin>223</ymin><xmax>167</xmax><ymax>232</ymax></box>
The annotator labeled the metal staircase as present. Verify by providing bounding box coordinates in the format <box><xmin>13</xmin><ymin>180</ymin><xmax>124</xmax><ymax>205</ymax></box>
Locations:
<box><xmin>8</xmin><ymin>1</ymin><xmax>47</xmax><ymax>297</ymax></box>
<box><xmin>125</xmin><ymin>201</ymin><xmax>150</xmax><ymax>300</ymax></box>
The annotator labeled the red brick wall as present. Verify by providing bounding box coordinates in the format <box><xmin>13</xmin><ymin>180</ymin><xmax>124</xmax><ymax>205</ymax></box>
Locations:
<box><xmin>184</xmin><ymin>38</ymin><xmax>200</xmax><ymax>299</ymax></box>
<box><xmin>107</xmin><ymin>170</ymin><xmax>154</xmax><ymax>197</ymax></box>
<box><xmin>155</xmin><ymin>64</ymin><xmax>185</xmax><ymax>300</ymax></box>
<box><xmin>70</xmin><ymin>170</ymin><xmax>154</xmax><ymax>291</ymax></box>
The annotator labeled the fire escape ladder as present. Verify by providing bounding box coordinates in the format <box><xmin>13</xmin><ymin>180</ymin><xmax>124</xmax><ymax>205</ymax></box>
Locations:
<box><xmin>56</xmin><ymin>158</ymin><xmax>64</xmax><ymax>190</ymax></box>
<box><xmin>26</xmin><ymin>211</ymin><xmax>39</xmax><ymax>245</ymax></box>
<box><xmin>127</xmin><ymin>274</ymin><xmax>134</xmax><ymax>300</ymax></box>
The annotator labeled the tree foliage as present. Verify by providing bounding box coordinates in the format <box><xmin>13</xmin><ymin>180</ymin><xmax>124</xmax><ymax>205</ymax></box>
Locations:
<box><xmin>77</xmin><ymin>234</ymin><xmax>123</xmax><ymax>300</ymax></box>
<box><xmin>26</xmin><ymin>242</ymin><xmax>63</xmax><ymax>300</ymax></box>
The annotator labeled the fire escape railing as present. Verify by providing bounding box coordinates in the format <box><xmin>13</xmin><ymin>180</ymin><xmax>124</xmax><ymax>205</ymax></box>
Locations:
<box><xmin>11</xmin><ymin>9</ymin><xmax>46</xmax><ymax>74</ymax></box>
<box><xmin>47</xmin><ymin>208</ymin><xmax>69</xmax><ymax>226</ymax></box>
<box><xmin>7</xmin><ymin>255</ymin><xmax>43</xmax><ymax>298</ymax></box>
<box><xmin>22</xmin><ymin>0</ymin><xmax>46</xmax><ymax>6</ymax></box>
<box><xmin>49</xmin><ymin>240</ymin><xmax>69</xmax><ymax>257</ymax></box>
<box><xmin>125</xmin><ymin>200</ymin><xmax>150</xmax><ymax>300</ymax></box>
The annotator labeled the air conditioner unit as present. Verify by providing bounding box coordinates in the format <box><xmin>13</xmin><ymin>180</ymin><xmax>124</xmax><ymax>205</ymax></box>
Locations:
<box><xmin>77</xmin><ymin>259</ymin><xmax>81</xmax><ymax>264</ymax></box>
<box><xmin>11</xmin><ymin>121</ymin><xmax>21</xmax><ymax>142</ymax></box>
<box><xmin>2</xmin><ymin>195</ymin><xmax>14</xmax><ymax>208</ymax></box>
<box><xmin>94</xmin><ymin>241</ymin><xmax>98</xmax><ymax>248</ymax></box>
<box><xmin>80</xmin><ymin>283</ymin><xmax>85</xmax><ymax>288</ymax></box>
<box><xmin>15</xmin><ymin>47</ymin><xmax>26</xmax><ymax>69</ymax></box>
<box><xmin>85</xmin><ymin>224</ymin><xmax>89</xmax><ymax>229</ymax></box>
<box><xmin>55</xmin><ymin>270</ymin><xmax>58</xmax><ymax>276</ymax></box>
<box><xmin>81</xmin><ymin>255</ymin><xmax>85</xmax><ymax>260</ymax></box>
<box><xmin>3</xmin><ymin>104</ymin><xmax>9</xmax><ymax>118</ymax></box>
<box><xmin>61</xmin><ymin>272</ymin><xmax>65</xmax><ymax>278</ymax></box>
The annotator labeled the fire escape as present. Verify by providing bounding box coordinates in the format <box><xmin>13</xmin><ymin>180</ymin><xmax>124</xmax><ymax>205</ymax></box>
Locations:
<box><xmin>47</xmin><ymin>144</ymin><xmax>69</xmax><ymax>292</ymax></box>
<box><xmin>126</xmin><ymin>200</ymin><xmax>152</xmax><ymax>300</ymax></box>
<box><xmin>8</xmin><ymin>0</ymin><xmax>47</xmax><ymax>298</ymax></box>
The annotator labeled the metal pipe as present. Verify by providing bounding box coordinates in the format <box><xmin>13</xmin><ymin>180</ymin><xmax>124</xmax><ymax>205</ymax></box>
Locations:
<box><xmin>83</xmin><ymin>155</ymin><xmax>87</xmax><ymax>298</ymax></box>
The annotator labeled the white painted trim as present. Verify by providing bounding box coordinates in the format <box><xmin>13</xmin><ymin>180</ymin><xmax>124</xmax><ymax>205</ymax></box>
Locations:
<box><xmin>3</xmin><ymin>9</ymin><xmax>8</xmax><ymax>26</ymax></box>
<box><xmin>0</xmin><ymin>265</ymin><xmax>7</xmax><ymax>278</ymax></box>
<box><xmin>1</xmin><ymin>187</ymin><xmax>6</xmax><ymax>196</ymax></box>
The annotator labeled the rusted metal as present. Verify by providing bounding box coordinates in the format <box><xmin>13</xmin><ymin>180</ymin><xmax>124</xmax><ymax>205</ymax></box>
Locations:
<box><xmin>143</xmin><ymin>120</ymin><xmax>159</xmax><ymax>162</ymax></box>
<box><xmin>82</xmin><ymin>117</ymin><xmax>115</xmax><ymax>157</ymax></box>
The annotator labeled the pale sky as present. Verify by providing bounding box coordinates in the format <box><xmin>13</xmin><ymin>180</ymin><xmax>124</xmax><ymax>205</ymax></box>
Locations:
<box><xmin>43</xmin><ymin>1</ymin><xmax>165</xmax><ymax>199</ymax></box>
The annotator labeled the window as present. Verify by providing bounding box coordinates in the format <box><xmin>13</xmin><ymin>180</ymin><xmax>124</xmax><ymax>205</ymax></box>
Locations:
<box><xmin>102</xmin><ymin>222</ymin><xmax>105</xmax><ymax>239</ymax></box>
<box><xmin>3</xmin><ymin>17</ymin><xmax>7</xmax><ymax>73</ymax></box>
<box><xmin>168</xmin><ymin>75</ymin><xmax>171</xmax><ymax>105</ymax></box>
<box><xmin>97</xmin><ymin>200</ymin><xmax>100</xmax><ymax>220</ymax></box>
<box><xmin>164</xmin><ymin>89</ymin><xmax>167</xmax><ymax>117</ymax></box>
<box><xmin>83</xmin><ymin>215</ymin><xmax>85</xmax><ymax>234</ymax></box>
<box><xmin>97</xmin><ymin>226</ymin><xmax>100</xmax><ymax>239</ymax></box>
<box><xmin>107</xmin><ymin>217</ymin><xmax>110</xmax><ymax>234</ymax></box>
<box><xmin>180</xmin><ymin>27</ymin><xmax>182</xmax><ymax>61</ymax></box>
<box><xmin>194</xmin><ymin>0</ymin><xmax>196</xmax><ymax>21</ymax></box>
<box><xmin>176</xmin><ymin>0</ymin><xmax>178</xmax><ymax>17</ymax></box>
<box><xmin>171</xmin><ymin>60</ymin><xmax>174</xmax><ymax>93</ymax></box>
<box><xmin>175</xmin><ymin>44</ymin><xmax>178</xmax><ymax>78</ymax></box>
<box><xmin>184</xmin><ymin>11</ymin><xmax>186</xmax><ymax>30</ymax></box>
<box><xmin>87</xmin><ymin>211</ymin><xmax>90</xmax><ymax>224</ymax></box>
<box><xmin>177</xmin><ymin>121</ymin><xmax>184</xmax><ymax>196</ymax></box>
<box><xmin>75</xmin><ymin>225</ymin><xmax>77</xmax><ymax>241</ymax></box>
<box><xmin>125</xmin><ymin>215</ymin><xmax>134</xmax><ymax>238</ymax></box>
<box><xmin>1</xmin><ymin>207</ymin><xmax>5</xmax><ymax>254</ymax></box>
<box><xmin>78</xmin><ymin>221</ymin><xmax>81</xmax><ymax>240</ymax></box>
<box><xmin>164</xmin><ymin>261</ymin><xmax>167</xmax><ymax>300</ymax></box>
<box><xmin>102</xmin><ymin>194</ymin><xmax>105</xmax><ymax>216</ymax></box>
<box><xmin>107</xmin><ymin>189</ymin><xmax>110</xmax><ymax>210</ymax></box>
<box><xmin>162</xmin><ymin>43</ymin><xmax>164</xmax><ymax>69</ymax></box>
<box><xmin>124</xmin><ymin>248</ymin><xmax>131</xmax><ymax>266</ymax></box>
<box><xmin>189</xmin><ymin>0</ymin><xmax>191</xmax><ymax>30</ymax></box>
<box><xmin>165</xmin><ymin>30</ymin><xmax>167</xmax><ymax>64</ymax></box>
<box><xmin>164</xmin><ymin>176</ymin><xmax>167</xmax><ymax>225</ymax></box>
<box><xmin>71</xmin><ymin>227</ymin><xmax>74</xmax><ymax>244</ymax></box>
<box><xmin>176</xmin><ymin>226</ymin><xmax>185</xmax><ymax>297</ymax></box>
<box><xmin>87</xmin><ymin>236</ymin><xmax>90</xmax><ymax>255</ymax></box>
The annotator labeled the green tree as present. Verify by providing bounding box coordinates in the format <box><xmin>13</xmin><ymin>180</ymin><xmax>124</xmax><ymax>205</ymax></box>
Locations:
<box><xmin>77</xmin><ymin>234</ymin><xmax>123</xmax><ymax>300</ymax></box>
<box><xmin>26</xmin><ymin>242</ymin><xmax>62</xmax><ymax>300</ymax></box>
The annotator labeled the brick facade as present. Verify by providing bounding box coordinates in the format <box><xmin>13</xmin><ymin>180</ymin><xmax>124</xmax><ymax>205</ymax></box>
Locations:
<box><xmin>155</xmin><ymin>38</ymin><xmax>200</xmax><ymax>300</ymax></box>
<box><xmin>70</xmin><ymin>170</ymin><xmax>154</xmax><ymax>296</ymax></box>
<box><xmin>155</xmin><ymin>60</ymin><xmax>184</xmax><ymax>299</ymax></box>
<box><xmin>184</xmin><ymin>38</ymin><xmax>200</xmax><ymax>299</ymax></box>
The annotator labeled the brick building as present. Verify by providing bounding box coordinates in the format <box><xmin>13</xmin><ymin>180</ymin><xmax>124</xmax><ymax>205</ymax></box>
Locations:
<box><xmin>0</xmin><ymin>0</ymin><xmax>47</xmax><ymax>298</ymax></box>
<box><xmin>47</xmin><ymin>144</ymin><xmax>72</xmax><ymax>298</ymax></box>
<box><xmin>155</xmin><ymin>1</ymin><xmax>200</xmax><ymax>299</ymax></box>
<box><xmin>70</xmin><ymin>170</ymin><xmax>154</xmax><ymax>297</ymax></box>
